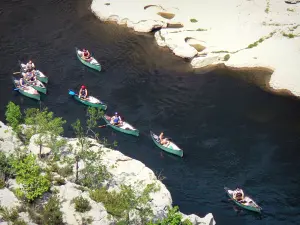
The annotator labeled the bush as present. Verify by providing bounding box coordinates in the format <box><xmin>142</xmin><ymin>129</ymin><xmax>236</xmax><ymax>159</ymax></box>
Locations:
<box><xmin>90</xmin><ymin>183</ymin><xmax>159</xmax><ymax>222</ymax></box>
<box><xmin>0</xmin><ymin>206</ymin><xmax>26</xmax><ymax>224</ymax></box>
<box><xmin>0</xmin><ymin>178</ymin><xmax>5</xmax><ymax>189</ymax></box>
<box><xmin>28</xmin><ymin>195</ymin><xmax>64</xmax><ymax>225</ymax></box>
<box><xmin>5</xmin><ymin>102</ymin><xmax>22</xmax><ymax>133</ymax></box>
<box><xmin>57</xmin><ymin>165</ymin><xmax>73</xmax><ymax>178</ymax></box>
<box><xmin>147</xmin><ymin>206</ymin><xmax>192</xmax><ymax>225</ymax></box>
<box><xmin>72</xmin><ymin>196</ymin><xmax>91</xmax><ymax>213</ymax></box>
<box><xmin>10</xmin><ymin>154</ymin><xmax>50</xmax><ymax>202</ymax></box>
<box><xmin>54</xmin><ymin>177</ymin><xmax>66</xmax><ymax>186</ymax></box>
<box><xmin>190</xmin><ymin>18</ymin><xmax>198</xmax><ymax>23</ymax></box>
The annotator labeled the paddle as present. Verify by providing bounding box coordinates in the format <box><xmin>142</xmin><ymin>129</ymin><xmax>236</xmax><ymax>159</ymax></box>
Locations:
<box><xmin>14</xmin><ymin>88</ymin><xmax>19</xmax><ymax>91</ymax></box>
<box><xmin>98</xmin><ymin>124</ymin><xmax>107</xmax><ymax>128</ymax></box>
<box><xmin>13</xmin><ymin>71</ymin><xmax>21</xmax><ymax>75</ymax></box>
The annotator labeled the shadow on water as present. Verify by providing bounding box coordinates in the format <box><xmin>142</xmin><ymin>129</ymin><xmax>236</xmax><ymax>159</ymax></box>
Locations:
<box><xmin>1</xmin><ymin>0</ymin><xmax>300</xmax><ymax>225</ymax></box>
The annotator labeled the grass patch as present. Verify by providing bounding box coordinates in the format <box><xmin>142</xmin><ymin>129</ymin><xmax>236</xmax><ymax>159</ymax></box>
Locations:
<box><xmin>212</xmin><ymin>50</ymin><xmax>229</xmax><ymax>53</ymax></box>
<box><xmin>0</xmin><ymin>206</ymin><xmax>26</xmax><ymax>225</ymax></box>
<box><xmin>190</xmin><ymin>18</ymin><xmax>198</xmax><ymax>23</ymax></box>
<box><xmin>57</xmin><ymin>165</ymin><xmax>73</xmax><ymax>178</ymax></box>
<box><xmin>196</xmin><ymin>28</ymin><xmax>207</xmax><ymax>31</ymax></box>
<box><xmin>224</xmin><ymin>54</ymin><xmax>230</xmax><ymax>61</ymax></box>
<box><xmin>72</xmin><ymin>196</ymin><xmax>91</xmax><ymax>213</ymax></box>
<box><xmin>265</xmin><ymin>0</ymin><xmax>270</xmax><ymax>13</ymax></box>
<box><xmin>246</xmin><ymin>31</ymin><xmax>276</xmax><ymax>49</ymax></box>
<box><xmin>282</xmin><ymin>32</ymin><xmax>295</xmax><ymax>38</ymax></box>
<box><xmin>287</xmin><ymin>8</ymin><xmax>295</xmax><ymax>12</ymax></box>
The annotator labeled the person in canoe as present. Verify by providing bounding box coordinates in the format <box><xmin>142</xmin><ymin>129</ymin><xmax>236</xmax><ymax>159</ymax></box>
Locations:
<box><xmin>159</xmin><ymin>132</ymin><xmax>170</xmax><ymax>146</ymax></box>
<box><xmin>23</xmin><ymin>60</ymin><xmax>36</xmax><ymax>72</ymax></box>
<box><xmin>18</xmin><ymin>77</ymin><xmax>27</xmax><ymax>89</ymax></box>
<box><xmin>233</xmin><ymin>187</ymin><xmax>245</xmax><ymax>202</ymax></box>
<box><xmin>110</xmin><ymin>112</ymin><xmax>122</xmax><ymax>126</ymax></box>
<box><xmin>78</xmin><ymin>85</ymin><xmax>88</xmax><ymax>99</ymax></box>
<box><xmin>81</xmin><ymin>49</ymin><xmax>91</xmax><ymax>61</ymax></box>
<box><xmin>24</xmin><ymin>71</ymin><xmax>37</xmax><ymax>83</ymax></box>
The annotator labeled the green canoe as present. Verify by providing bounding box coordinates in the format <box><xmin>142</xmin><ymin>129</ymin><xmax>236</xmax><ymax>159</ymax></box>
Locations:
<box><xmin>102</xmin><ymin>115</ymin><xmax>139</xmax><ymax>136</ymax></box>
<box><xmin>25</xmin><ymin>79</ymin><xmax>47</xmax><ymax>94</ymax></box>
<box><xmin>34</xmin><ymin>70</ymin><xmax>48</xmax><ymax>83</ymax></box>
<box><xmin>75</xmin><ymin>47</ymin><xmax>101</xmax><ymax>71</ymax></box>
<box><xmin>150</xmin><ymin>131</ymin><xmax>183</xmax><ymax>157</ymax></box>
<box><xmin>19</xmin><ymin>61</ymin><xmax>48</xmax><ymax>83</ymax></box>
<box><xmin>224</xmin><ymin>187</ymin><xmax>262</xmax><ymax>213</ymax></box>
<box><xmin>70</xmin><ymin>93</ymin><xmax>107</xmax><ymax>110</ymax></box>
<box><xmin>12</xmin><ymin>77</ymin><xmax>40</xmax><ymax>101</ymax></box>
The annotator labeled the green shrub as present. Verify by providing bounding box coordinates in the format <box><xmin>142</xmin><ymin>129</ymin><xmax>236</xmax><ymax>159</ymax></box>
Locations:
<box><xmin>190</xmin><ymin>18</ymin><xmax>198</xmax><ymax>23</ymax></box>
<box><xmin>72</xmin><ymin>196</ymin><xmax>91</xmax><ymax>213</ymax></box>
<box><xmin>147</xmin><ymin>206</ymin><xmax>192</xmax><ymax>225</ymax></box>
<box><xmin>54</xmin><ymin>177</ymin><xmax>66</xmax><ymax>186</ymax></box>
<box><xmin>0</xmin><ymin>178</ymin><xmax>5</xmax><ymax>189</ymax></box>
<box><xmin>57</xmin><ymin>165</ymin><xmax>73</xmax><ymax>178</ymax></box>
<box><xmin>224</xmin><ymin>54</ymin><xmax>230</xmax><ymax>61</ymax></box>
<box><xmin>282</xmin><ymin>32</ymin><xmax>295</xmax><ymax>38</ymax></box>
<box><xmin>90</xmin><ymin>183</ymin><xmax>159</xmax><ymax>222</ymax></box>
<box><xmin>0</xmin><ymin>206</ymin><xmax>26</xmax><ymax>224</ymax></box>
<box><xmin>5</xmin><ymin>102</ymin><xmax>22</xmax><ymax>133</ymax></box>
<box><xmin>28</xmin><ymin>195</ymin><xmax>64</xmax><ymax>225</ymax></box>
<box><xmin>196</xmin><ymin>28</ymin><xmax>207</xmax><ymax>31</ymax></box>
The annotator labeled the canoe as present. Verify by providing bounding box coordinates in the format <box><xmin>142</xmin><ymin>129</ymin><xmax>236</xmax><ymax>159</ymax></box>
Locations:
<box><xmin>102</xmin><ymin>115</ymin><xmax>139</xmax><ymax>136</ymax></box>
<box><xmin>150</xmin><ymin>131</ymin><xmax>183</xmax><ymax>157</ymax></box>
<box><xmin>68</xmin><ymin>90</ymin><xmax>107</xmax><ymax>110</ymax></box>
<box><xmin>25</xmin><ymin>79</ymin><xmax>47</xmax><ymax>94</ymax></box>
<box><xmin>19</xmin><ymin>61</ymin><xmax>48</xmax><ymax>83</ymax></box>
<box><xmin>12</xmin><ymin>77</ymin><xmax>40</xmax><ymax>101</ymax></box>
<box><xmin>75</xmin><ymin>47</ymin><xmax>101</xmax><ymax>71</ymax></box>
<box><xmin>224</xmin><ymin>187</ymin><xmax>262</xmax><ymax>213</ymax></box>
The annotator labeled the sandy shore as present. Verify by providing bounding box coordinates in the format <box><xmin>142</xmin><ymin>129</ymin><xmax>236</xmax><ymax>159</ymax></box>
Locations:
<box><xmin>91</xmin><ymin>0</ymin><xmax>300</xmax><ymax>97</ymax></box>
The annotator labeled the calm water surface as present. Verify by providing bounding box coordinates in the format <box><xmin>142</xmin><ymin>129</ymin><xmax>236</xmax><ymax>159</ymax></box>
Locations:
<box><xmin>1</xmin><ymin>0</ymin><xmax>300</xmax><ymax>224</ymax></box>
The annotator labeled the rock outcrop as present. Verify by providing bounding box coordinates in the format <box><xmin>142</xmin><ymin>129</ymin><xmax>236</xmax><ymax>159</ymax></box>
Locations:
<box><xmin>91</xmin><ymin>0</ymin><xmax>300</xmax><ymax>97</ymax></box>
<box><xmin>0</xmin><ymin>122</ymin><xmax>216</xmax><ymax>225</ymax></box>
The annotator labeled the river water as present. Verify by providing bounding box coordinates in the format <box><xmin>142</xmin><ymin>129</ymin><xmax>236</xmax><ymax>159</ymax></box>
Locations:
<box><xmin>1</xmin><ymin>0</ymin><xmax>300</xmax><ymax>224</ymax></box>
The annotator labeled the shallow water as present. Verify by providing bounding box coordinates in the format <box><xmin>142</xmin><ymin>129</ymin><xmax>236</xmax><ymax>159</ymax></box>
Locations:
<box><xmin>1</xmin><ymin>0</ymin><xmax>300</xmax><ymax>224</ymax></box>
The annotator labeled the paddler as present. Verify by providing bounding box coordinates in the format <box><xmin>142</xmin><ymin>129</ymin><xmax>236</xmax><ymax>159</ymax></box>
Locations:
<box><xmin>78</xmin><ymin>85</ymin><xmax>88</xmax><ymax>99</ymax></box>
<box><xmin>110</xmin><ymin>112</ymin><xmax>122</xmax><ymax>126</ymax></box>
<box><xmin>159</xmin><ymin>132</ymin><xmax>169</xmax><ymax>146</ymax></box>
<box><xmin>233</xmin><ymin>187</ymin><xmax>245</xmax><ymax>201</ymax></box>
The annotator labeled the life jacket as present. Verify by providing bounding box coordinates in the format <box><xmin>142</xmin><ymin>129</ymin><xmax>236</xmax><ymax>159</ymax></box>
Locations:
<box><xmin>113</xmin><ymin>116</ymin><xmax>120</xmax><ymax>123</ymax></box>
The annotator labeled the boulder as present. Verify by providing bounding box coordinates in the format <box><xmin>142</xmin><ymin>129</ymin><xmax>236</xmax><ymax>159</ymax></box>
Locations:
<box><xmin>0</xmin><ymin>188</ymin><xmax>19</xmax><ymax>209</ymax></box>
<box><xmin>182</xmin><ymin>213</ymin><xmax>216</xmax><ymax>225</ymax></box>
<box><xmin>57</xmin><ymin>182</ymin><xmax>110</xmax><ymax>225</ymax></box>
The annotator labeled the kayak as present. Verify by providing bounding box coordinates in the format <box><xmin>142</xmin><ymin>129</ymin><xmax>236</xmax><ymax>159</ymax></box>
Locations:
<box><xmin>25</xmin><ymin>79</ymin><xmax>47</xmax><ymax>94</ymax></box>
<box><xmin>68</xmin><ymin>90</ymin><xmax>107</xmax><ymax>110</ymax></box>
<box><xmin>12</xmin><ymin>77</ymin><xmax>40</xmax><ymax>101</ymax></box>
<box><xmin>224</xmin><ymin>187</ymin><xmax>262</xmax><ymax>213</ymax></box>
<box><xmin>19</xmin><ymin>61</ymin><xmax>48</xmax><ymax>83</ymax></box>
<box><xmin>150</xmin><ymin>131</ymin><xmax>183</xmax><ymax>157</ymax></box>
<box><xmin>75</xmin><ymin>47</ymin><xmax>101</xmax><ymax>71</ymax></box>
<box><xmin>102</xmin><ymin>115</ymin><xmax>139</xmax><ymax>136</ymax></box>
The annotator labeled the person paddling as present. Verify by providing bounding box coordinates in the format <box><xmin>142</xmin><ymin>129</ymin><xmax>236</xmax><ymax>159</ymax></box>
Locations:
<box><xmin>78</xmin><ymin>85</ymin><xmax>88</xmax><ymax>99</ymax></box>
<box><xmin>159</xmin><ymin>132</ymin><xmax>169</xmax><ymax>146</ymax></box>
<box><xmin>18</xmin><ymin>77</ymin><xmax>26</xmax><ymax>89</ymax></box>
<box><xmin>233</xmin><ymin>188</ymin><xmax>245</xmax><ymax>202</ymax></box>
<box><xmin>110</xmin><ymin>112</ymin><xmax>122</xmax><ymax>126</ymax></box>
<box><xmin>23</xmin><ymin>60</ymin><xmax>35</xmax><ymax>72</ymax></box>
<box><xmin>25</xmin><ymin>71</ymin><xmax>36</xmax><ymax>83</ymax></box>
<box><xmin>81</xmin><ymin>49</ymin><xmax>91</xmax><ymax>61</ymax></box>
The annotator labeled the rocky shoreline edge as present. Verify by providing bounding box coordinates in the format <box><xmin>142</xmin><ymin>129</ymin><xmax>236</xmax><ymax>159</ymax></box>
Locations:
<box><xmin>90</xmin><ymin>0</ymin><xmax>300</xmax><ymax>97</ymax></box>
<box><xmin>0</xmin><ymin>120</ymin><xmax>215</xmax><ymax>225</ymax></box>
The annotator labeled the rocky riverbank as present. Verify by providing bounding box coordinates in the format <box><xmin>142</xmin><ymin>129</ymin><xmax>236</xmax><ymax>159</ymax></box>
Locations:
<box><xmin>91</xmin><ymin>0</ymin><xmax>300</xmax><ymax>97</ymax></box>
<box><xmin>0</xmin><ymin>121</ymin><xmax>215</xmax><ymax>225</ymax></box>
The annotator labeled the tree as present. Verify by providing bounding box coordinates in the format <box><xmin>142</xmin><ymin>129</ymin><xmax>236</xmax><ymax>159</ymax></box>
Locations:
<box><xmin>24</xmin><ymin>108</ymin><xmax>66</xmax><ymax>157</ymax></box>
<box><xmin>70</xmin><ymin>107</ymin><xmax>109</xmax><ymax>185</ymax></box>
<box><xmin>5</xmin><ymin>101</ymin><xmax>22</xmax><ymax>134</ymax></box>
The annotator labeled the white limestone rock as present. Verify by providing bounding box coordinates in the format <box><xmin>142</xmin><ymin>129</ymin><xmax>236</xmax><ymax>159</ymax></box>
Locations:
<box><xmin>0</xmin><ymin>188</ymin><xmax>19</xmax><ymax>209</ymax></box>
